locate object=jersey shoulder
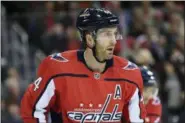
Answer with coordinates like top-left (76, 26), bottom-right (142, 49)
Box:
top-left (149, 97), bottom-right (162, 107)
top-left (113, 55), bottom-right (139, 71)
top-left (113, 55), bottom-right (142, 85)
top-left (50, 50), bottom-right (78, 62)
top-left (146, 97), bottom-right (162, 115)
top-left (37, 50), bottom-right (78, 76)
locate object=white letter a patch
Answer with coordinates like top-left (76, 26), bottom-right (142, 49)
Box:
top-left (114, 84), bottom-right (122, 100)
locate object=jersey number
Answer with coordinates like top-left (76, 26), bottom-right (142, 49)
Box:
top-left (34, 77), bottom-right (42, 91)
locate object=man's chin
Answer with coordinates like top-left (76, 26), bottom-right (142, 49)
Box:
top-left (106, 54), bottom-right (113, 60)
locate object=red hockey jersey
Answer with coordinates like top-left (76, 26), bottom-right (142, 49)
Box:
top-left (20, 50), bottom-right (146, 123)
top-left (145, 97), bottom-right (162, 123)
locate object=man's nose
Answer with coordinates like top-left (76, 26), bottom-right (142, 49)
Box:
top-left (110, 36), bottom-right (117, 45)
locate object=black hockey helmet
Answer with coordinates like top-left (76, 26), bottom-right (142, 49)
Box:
top-left (140, 66), bottom-right (157, 87)
top-left (76, 8), bottom-right (119, 41)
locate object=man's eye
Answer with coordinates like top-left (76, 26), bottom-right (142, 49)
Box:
top-left (105, 32), bottom-right (113, 36)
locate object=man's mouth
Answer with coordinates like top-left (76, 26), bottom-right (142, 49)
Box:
top-left (107, 47), bottom-right (114, 51)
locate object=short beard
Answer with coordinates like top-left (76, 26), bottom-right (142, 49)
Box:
top-left (92, 46), bottom-right (107, 63)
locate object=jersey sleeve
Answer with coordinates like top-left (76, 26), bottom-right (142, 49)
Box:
top-left (145, 97), bottom-right (162, 123)
top-left (123, 87), bottom-right (146, 123)
top-left (122, 68), bottom-right (146, 123)
top-left (20, 57), bottom-right (58, 123)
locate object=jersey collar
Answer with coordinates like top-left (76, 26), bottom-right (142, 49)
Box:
top-left (77, 50), bottom-right (113, 73)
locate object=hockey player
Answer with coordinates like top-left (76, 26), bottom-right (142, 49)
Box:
top-left (20, 8), bottom-right (146, 123)
top-left (140, 66), bottom-right (162, 123)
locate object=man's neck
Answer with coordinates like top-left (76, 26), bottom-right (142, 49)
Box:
top-left (84, 48), bottom-right (106, 73)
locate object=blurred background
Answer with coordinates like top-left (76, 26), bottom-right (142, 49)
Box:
top-left (1, 1), bottom-right (184, 123)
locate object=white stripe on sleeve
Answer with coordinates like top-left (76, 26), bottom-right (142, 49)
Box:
top-left (128, 88), bottom-right (144, 122)
top-left (34, 79), bottom-right (55, 123)
top-left (154, 117), bottom-right (160, 123)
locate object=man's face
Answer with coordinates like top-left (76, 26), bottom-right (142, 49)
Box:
top-left (95, 27), bottom-right (118, 61)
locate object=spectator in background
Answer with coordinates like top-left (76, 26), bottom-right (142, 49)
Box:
top-left (141, 1), bottom-right (156, 26)
top-left (67, 26), bottom-right (81, 50)
top-left (7, 103), bottom-right (22, 123)
top-left (66, 2), bottom-right (79, 27)
top-left (133, 48), bottom-right (155, 67)
top-left (45, 1), bottom-right (55, 30)
top-left (164, 63), bottom-right (183, 123)
top-left (3, 68), bottom-right (22, 103)
top-left (128, 6), bottom-right (146, 37)
top-left (153, 9), bottom-right (166, 34)
top-left (41, 23), bottom-right (68, 55)
top-left (28, 1), bottom-right (60, 54)
top-left (170, 36), bottom-right (184, 92)
top-left (163, 1), bottom-right (177, 21)
top-left (2, 102), bottom-right (22, 123)
top-left (165, 12), bottom-right (182, 60)
top-left (2, 67), bottom-right (24, 123)
top-left (40, 2), bottom-right (79, 55)
top-left (149, 34), bottom-right (168, 103)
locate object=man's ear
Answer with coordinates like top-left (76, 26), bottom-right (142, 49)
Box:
top-left (86, 34), bottom-right (95, 48)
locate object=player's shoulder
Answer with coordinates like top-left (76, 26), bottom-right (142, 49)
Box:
top-left (150, 96), bottom-right (162, 106)
top-left (113, 55), bottom-right (141, 79)
top-left (37, 50), bottom-right (78, 75)
top-left (51, 50), bottom-right (77, 60)
top-left (113, 55), bottom-right (139, 71)
top-left (112, 55), bottom-right (143, 89)
top-left (45, 50), bottom-right (77, 63)
top-left (147, 96), bottom-right (162, 115)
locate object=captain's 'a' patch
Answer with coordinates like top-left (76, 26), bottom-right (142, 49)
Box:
top-left (123, 61), bottom-right (138, 70)
top-left (50, 53), bottom-right (69, 62)
top-left (114, 84), bottom-right (122, 100)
